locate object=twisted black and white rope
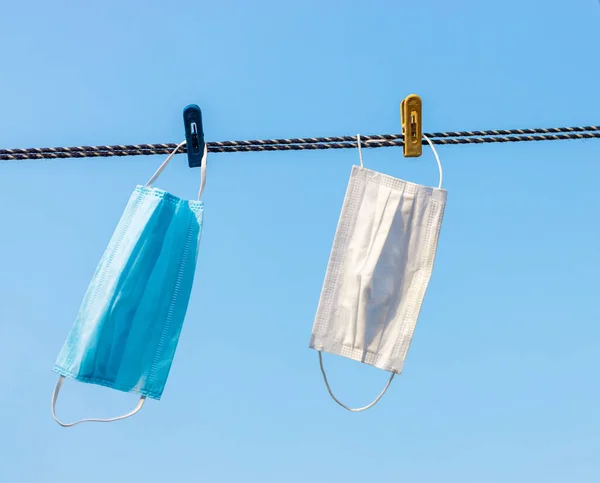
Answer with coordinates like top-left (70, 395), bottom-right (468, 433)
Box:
top-left (202, 125), bottom-right (600, 147)
top-left (1, 126), bottom-right (599, 161)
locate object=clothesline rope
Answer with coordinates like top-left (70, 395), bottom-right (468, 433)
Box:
top-left (1, 125), bottom-right (599, 161)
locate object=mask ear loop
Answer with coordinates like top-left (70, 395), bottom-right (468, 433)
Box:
top-left (145, 140), bottom-right (186, 187)
top-left (318, 352), bottom-right (395, 412)
top-left (197, 144), bottom-right (208, 200)
top-left (51, 376), bottom-right (145, 427)
top-left (422, 134), bottom-right (443, 189)
top-left (364, 134), bottom-right (444, 189)
top-left (145, 141), bottom-right (208, 201)
top-left (357, 134), bottom-right (364, 168)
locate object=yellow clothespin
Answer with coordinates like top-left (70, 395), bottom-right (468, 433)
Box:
top-left (401, 94), bottom-right (422, 157)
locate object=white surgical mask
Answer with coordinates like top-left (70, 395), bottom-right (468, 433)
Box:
top-left (309, 134), bottom-right (447, 411)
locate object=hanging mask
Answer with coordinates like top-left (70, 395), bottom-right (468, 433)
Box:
top-left (309, 135), bottom-right (447, 411)
top-left (52, 142), bottom-right (207, 426)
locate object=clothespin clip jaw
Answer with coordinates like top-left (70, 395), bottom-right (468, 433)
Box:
top-left (401, 94), bottom-right (422, 157)
top-left (183, 104), bottom-right (205, 168)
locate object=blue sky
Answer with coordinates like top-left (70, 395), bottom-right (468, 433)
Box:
top-left (1, 1), bottom-right (600, 482)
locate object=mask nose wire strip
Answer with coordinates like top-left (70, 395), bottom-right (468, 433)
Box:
top-left (318, 352), bottom-right (395, 412)
top-left (51, 376), bottom-right (146, 427)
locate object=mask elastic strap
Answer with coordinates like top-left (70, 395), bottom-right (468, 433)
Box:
top-left (51, 376), bottom-right (146, 427)
top-left (422, 134), bottom-right (443, 189)
top-left (357, 134), bottom-right (364, 168)
top-left (363, 133), bottom-right (444, 189)
top-left (197, 144), bottom-right (207, 201)
top-left (317, 352), bottom-right (395, 412)
top-left (145, 141), bottom-right (208, 201)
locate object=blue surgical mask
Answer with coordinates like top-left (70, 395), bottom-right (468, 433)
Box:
top-left (52, 142), bottom-right (207, 427)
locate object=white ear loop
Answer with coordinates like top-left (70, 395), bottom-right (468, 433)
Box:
top-left (357, 134), bottom-right (364, 168)
top-left (318, 352), bottom-right (395, 412)
top-left (145, 141), bottom-right (208, 201)
top-left (51, 376), bottom-right (146, 427)
top-left (422, 134), bottom-right (443, 189)
top-left (145, 140), bottom-right (186, 188)
top-left (364, 133), bottom-right (444, 189)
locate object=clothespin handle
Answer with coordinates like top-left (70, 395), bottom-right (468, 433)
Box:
top-left (183, 105), bottom-right (205, 168)
top-left (401, 94), bottom-right (422, 157)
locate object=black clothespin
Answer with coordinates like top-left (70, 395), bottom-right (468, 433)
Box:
top-left (183, 104), bottom-right (205, 168)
